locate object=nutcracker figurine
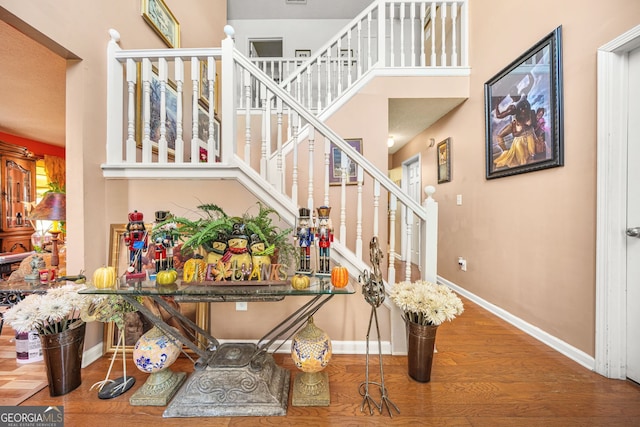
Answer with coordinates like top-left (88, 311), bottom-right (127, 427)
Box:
top-left (315, 206), bottom-right (333, 276)
top-left (153, 210), bottom-right (176, 273)
top-left (295, 208), bottom-right (314, 274)
top-left (124, 210), bottom-right (148, 277)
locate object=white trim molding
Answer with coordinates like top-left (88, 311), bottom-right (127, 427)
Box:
top-left (595, 24), bottom-right (640, 379)
top-left (439, 276), bottom-right (595, 371)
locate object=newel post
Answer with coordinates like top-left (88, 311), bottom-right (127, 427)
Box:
top-left (422, 185), bottom-right (438, 283)
top-left (106, 29), bottom-right (124, 164)
top-left (221, 25), bottom-right (237, 164)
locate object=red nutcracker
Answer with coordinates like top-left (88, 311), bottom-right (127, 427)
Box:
top-left (124, 210), bottom-right (148, 276)
top-left (154, 210), bottom-right (176, 273)
top-left (315, 206), bottom-right (333, 275)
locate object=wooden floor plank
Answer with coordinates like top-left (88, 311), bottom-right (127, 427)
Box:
top-left (2, 295), bottom-right (636, 426)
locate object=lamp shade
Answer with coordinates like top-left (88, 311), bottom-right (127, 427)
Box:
top-left (28, 192), bottom-right (66, 221)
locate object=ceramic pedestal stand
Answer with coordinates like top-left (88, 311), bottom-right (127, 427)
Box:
top-left (129, 368), bottom-right (186, 406)
top-left (129, 326), bottom-right (186, 406)
top-left (290, 317), bottom-right (332, 407)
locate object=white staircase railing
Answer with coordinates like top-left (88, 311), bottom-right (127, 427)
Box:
top-left (103, 11), bottom-right (449, 352)
top-left (244, 0), bottom-right (468, 112)
top-left (103, 26), bottom-right (438, 289)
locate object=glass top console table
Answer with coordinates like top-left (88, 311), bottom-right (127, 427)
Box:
top-left (81, 278), bottom-right (355, 417)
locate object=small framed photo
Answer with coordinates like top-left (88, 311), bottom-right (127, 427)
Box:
top-left (340, 49), bottom-right (354, 58)
top-left (141, 0), bottom-right (180, 48)
top-left (329, 138), bottom-right (362, 186)
top-left (485, 26), bottom-right (563, 179)
top-left (295, 50), bottom-right (311, 58)
top-left (437, 138), bottom-right (451, 184)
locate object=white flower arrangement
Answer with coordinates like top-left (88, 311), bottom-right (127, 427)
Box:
top-left (389, 280), bottom-right (464, 326)
top-left (3, 283), bottom-right (93, 335)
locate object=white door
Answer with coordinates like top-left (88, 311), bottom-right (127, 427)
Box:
top-left (626, 46), bottom-right (640, 384)
top-left (407, 158), bottom-right (421, 266)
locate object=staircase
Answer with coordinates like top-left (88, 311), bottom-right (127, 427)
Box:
top-left (102, 0), bottom-right (469, 353)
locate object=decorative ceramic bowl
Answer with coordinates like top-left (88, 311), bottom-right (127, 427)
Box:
top-left (291, 317), bottom-right (332, 373)
top-left (133, 326), bottom-right (181, 374)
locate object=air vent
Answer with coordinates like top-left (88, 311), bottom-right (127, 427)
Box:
top-left (286, 0), bottom-right (307, 4)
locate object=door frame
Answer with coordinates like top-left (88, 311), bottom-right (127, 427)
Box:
top-left (595, 24), bottom-right (640, 379)
top-left (401, 153), bottom-right (421, 265)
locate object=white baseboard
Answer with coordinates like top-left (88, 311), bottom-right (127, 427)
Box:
top-left (217, 339), bottom-right (392, 355)
top-left (438, 276), bottom-right (596, 371)
top-left (82, 342), bottom-right (104, 368)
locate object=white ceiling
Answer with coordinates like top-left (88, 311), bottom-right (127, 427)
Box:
top-left (0, 20), bottom-right (66, 147)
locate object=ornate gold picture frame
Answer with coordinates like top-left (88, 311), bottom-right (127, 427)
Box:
top-left (141, 0), bottom-right (180, 48)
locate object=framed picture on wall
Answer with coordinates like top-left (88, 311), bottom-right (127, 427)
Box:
top-left (141, 0), bottom-right (180, 48)
top-left (437, 138), bottom-right (451, 183)
top-left (329, 138), bottom-right (362, 186)
top-left (484, 26), bottom-right (563, 179)
top-left (199, 60), bottom-right (219, 115)
top-left (135, 65), bottom-right (178, 158)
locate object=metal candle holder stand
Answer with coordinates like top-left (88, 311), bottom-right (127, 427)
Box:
top-left (358, 237), bottom-right (400, 417)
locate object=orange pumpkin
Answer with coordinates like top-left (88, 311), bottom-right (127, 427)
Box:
top-left (330, 265), bottom-right (349, 288)
top-left (291, 274), bottom-right (311, 290)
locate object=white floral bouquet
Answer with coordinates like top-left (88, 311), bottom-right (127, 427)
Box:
top-left (389, 280), bottom-right (464, 326)
top-left (3, 283), bottom-right (92, 335)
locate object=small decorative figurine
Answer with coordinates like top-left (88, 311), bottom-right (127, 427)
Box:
top-left (227, 223), bottom-right (252, 279)
top-left (249, 234), bottom-right (271, 280)
top-left (25, 254), bottom-right (47, 281)
top-left (124, 210), bottom-right (148, 277)
top-left (205, 232), bottom-right (229, 266)
top-left (153, 211), bottom-right (176, 273)
top-left (315, 206), bottom-right (333, 276)
top-left (295, 208), bottom-right (314, 274)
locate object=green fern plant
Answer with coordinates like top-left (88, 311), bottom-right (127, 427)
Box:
top-left (151, 203), bottom-right (296, 268)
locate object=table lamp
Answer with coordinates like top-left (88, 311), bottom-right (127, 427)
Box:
top-left (27, 192), bottom-right (65, 268)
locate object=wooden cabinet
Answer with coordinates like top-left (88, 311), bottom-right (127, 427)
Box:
top-left (0, 154), bottom-right (35, 254)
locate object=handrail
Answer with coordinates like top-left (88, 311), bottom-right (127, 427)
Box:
top-left (232, 48), bottom-right (427, 220)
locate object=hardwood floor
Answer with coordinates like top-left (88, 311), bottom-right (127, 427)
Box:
top-left (16, 294), bottom-right (640, 426)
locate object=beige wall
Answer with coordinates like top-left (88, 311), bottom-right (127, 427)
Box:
top-left (391, 0), bottom-right (640, 356)
top-left (0, 0), bottom-right (227, 350)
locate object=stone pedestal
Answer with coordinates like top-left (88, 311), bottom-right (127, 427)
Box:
top-left (129, 369), bottom-right (186, 406)
top-left (163, 343), bottom-right (289, 417)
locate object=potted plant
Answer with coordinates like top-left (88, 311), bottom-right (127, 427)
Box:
top-left (3, 283), bottom-right (90, 395)
top-left (153, 202), bottom-right (296, 271)
top-left (389, 280), bottom-right (464, 382)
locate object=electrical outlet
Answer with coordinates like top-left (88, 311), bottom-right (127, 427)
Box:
top-left (236, 301), bottom-right (247, 311)
top-left (458, 257), bottom-right (467, 271)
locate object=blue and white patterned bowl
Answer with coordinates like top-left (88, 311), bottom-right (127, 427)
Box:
top-left (133, 326), bottom-right (181, 374)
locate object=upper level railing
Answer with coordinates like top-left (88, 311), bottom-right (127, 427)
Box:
top-left (243, 0), bottom-right (468, 111)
